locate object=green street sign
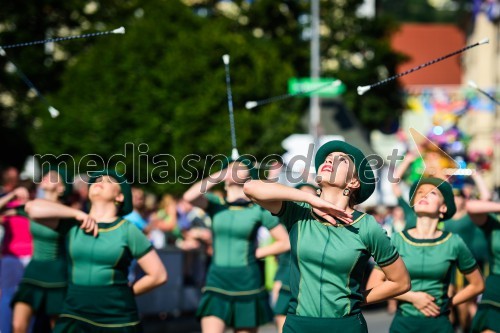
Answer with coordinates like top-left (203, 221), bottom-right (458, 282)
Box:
top-left (288, 78), bottom-right (346, 97)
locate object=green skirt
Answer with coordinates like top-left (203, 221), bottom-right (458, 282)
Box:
top-left (274, 287), bottom-right (292, 315)
top-left (283, 313), bottom-right (367, 333)
top-left (471, 274), bottom-right (500, 333)
top-left (389, 314), bottom-right (453, 333)
top-left (53, 284), bottom-right (141, 333)
top-left (11, 281), bottom-right (66, 315)
top-left (197, 264), bottom-right (273, 328)
top-left (196, 291), bottom-right (273, 328)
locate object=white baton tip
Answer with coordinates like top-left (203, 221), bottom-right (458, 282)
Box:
top-left (48, 106), bottom-right (60, 118)
top-left (332, 79), bottom-right (341, 87)
top-left (112, 27), bottom-right (125, 34)
top-left (357, 85), bottom-right (371, 95)
top-left (231, 148), bottom-right (240, 160)
top-left (478, 37), bottom-right (489, 45)
top-left (468, 80), bottom-right (478, 89)
top-left (222, 54), bottom-right (230, 65)
top-left (245, 101), bottom-right (258, 109)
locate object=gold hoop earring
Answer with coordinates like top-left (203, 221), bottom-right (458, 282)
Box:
top-left (343, 188), bottom-right (350, 196)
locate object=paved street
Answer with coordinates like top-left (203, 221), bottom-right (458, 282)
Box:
top-left (142, 307), bottom-right (394, 333)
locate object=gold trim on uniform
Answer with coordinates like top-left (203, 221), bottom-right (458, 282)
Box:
top-left (59, 314), bottom-right (140, 328)
top-left (310, 209), bottom-right (366, 228)
top-left (202, 286), bottom-right (266, 296)
top-left (21, 278), bottom-right (67, 288)
top-left (98, 219), bottom-right (126, 232)
top-left (400, 232), bottom-right (452, 246)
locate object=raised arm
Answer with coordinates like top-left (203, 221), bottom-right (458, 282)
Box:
top-left (470, 171), bottom-right (491, 201)
top-left (466, 200), bottom-right (500, 226)
top-left (25, 199), bottom-right (98, 236)
top-left (183, 169), bottom-right (225, 210)
top-left (0, 187), bottom-right (29, 210)
top-left (244, 180), bottom-right (352, 224)
top-left (391, 151), bottom-right (417, 198)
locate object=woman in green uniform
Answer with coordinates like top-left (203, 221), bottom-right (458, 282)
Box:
top-left (183, 158), bottom-right (290, 333)
top-left (368, 178), bottom-right (484, 333)
top-left (467, 199), bottom-right (500, 333)
top-left (10, 169), bottom-right (71, 332)
top-left (443, 188), bottom-right (489, 332)
top-left (244, 140), bottom-right (411, 333)
top-left (273, 183), bottom-right (317, 333)
top-left (25, 169), bottom-right (167, 332)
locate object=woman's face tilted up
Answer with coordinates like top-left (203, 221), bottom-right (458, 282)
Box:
top-left (412, 184), bottom-right (447, 218)
top-left (88, 175), bottom-right (124, 204)
top-left (316, 152), bottom-right (358, 189)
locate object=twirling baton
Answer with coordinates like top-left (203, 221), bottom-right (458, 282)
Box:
top-left (357, 38), bottom-right (490, 95)
top-left (222, 54), bottom-right (239, 160)
top-left (0, 47), bottom-right (59, 118)
top-left (0, 27), bottom-right (125, 49)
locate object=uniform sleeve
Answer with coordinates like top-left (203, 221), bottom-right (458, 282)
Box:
top-left (454, 235), bottom-right (478, 274)
top-left (203, 192), bottom-right (225, 217)
top-left (481, 214), bottom-right (500, 235)
top-left (261, 208), bottom-right (280, 230)
top-left (15, 205), bottom-right (28, 217)
top-left (362, 216), bottom-right (400, 268)
top-left (273, 201), bottom-right (309, 231)
top-left (398, 197), bottom-right (417, 230)
top-left (127, 221), bottom-right (154, 259)
top-left (56, 218), bottom-right (79, 235)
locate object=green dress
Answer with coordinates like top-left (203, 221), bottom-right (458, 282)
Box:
top-left (53, 218), bottom-right (153, 333)
top-left (273, 251), bottom-right (292, 315)
top-left (11, 207), bottom-right (67, 315)
top-left (196, 193), bottom-right (279, 328)
top-left (471, 214), bottom-right (500, 333)
top-left (389, 230), bottom-right (477, 333)
top-left (276, 201), bottom-right (399, 333)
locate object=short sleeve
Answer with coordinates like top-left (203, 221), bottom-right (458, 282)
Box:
top-left (127, 221), bottom-right (153, 259)
top-left (481, 214), bottom-right (500, 235)
top-left (362, 216), bottom-right (400, 267)
top-left (274, 201), bottom-right (310, 231)
top-left (398, 197), bottom-right (417, 230)
top-left (15, 205), bottom-right (28, 217)
top-left (204, 192), bottom-right (225, 217)
top-left (261, 208), bottom-right (280, 230)
top-left (454, 235), bottom-right (478, 274)
top-left (56, 219), bottom-right (79, 235)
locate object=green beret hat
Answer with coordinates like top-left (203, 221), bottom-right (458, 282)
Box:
top-left (88, 169), bottom-right (133, 216)
top-left (315, 140), bottom-right (375, 204)
top-left (409, 177), bottom-right (456, 221)
top-left (42, 166), bottom-right (73, 199)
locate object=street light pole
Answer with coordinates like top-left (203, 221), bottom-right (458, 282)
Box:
top-left (310, 0), bottom-right (321, 151)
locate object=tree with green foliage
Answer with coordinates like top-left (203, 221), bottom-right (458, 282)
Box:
top-left (31, 0), bottom-right (302, 194)
top-left (194, 0), bottom-right (407, 133)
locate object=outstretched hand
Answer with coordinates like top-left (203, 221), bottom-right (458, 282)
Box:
top-left (75, 212), bottom-right (99, 237)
